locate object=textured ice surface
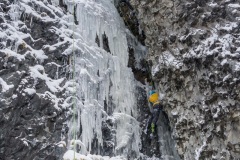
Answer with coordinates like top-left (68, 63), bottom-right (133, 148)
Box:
top-left (57, 0), bottom-right (141, 158)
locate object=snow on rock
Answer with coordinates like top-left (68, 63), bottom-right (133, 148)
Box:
top-left (131, 0), bottom-right (240, 159)
top-left (195, 140), bottom-right (207, 160)
top-left (23, 88), bottom-right (36, 95)
top-left (0, 0), bottom-right (73, 159)
top-left (29, 65), bottom-right (65, 93)
top-left (228, 4), bottom-right (240, 8)
top-left (0, 49), bottom-right (25, 61)
top-left (0, 78), bottom-right (14, 92)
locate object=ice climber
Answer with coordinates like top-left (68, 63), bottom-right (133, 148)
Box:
top-left (147, 90), bottom-right (162, 135)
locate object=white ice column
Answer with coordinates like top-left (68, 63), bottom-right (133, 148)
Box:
top-left (60, 0), bottom-right (141, 158)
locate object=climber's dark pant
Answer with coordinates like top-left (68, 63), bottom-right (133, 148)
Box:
top-left (148, 107), bottom-right (162, 128)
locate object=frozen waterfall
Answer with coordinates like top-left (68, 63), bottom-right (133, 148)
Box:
top-left (59, 0), bottom-right (141, 159)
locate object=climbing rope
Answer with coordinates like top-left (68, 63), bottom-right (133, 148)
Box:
top-left (71, 1), bottom-right (77, 159)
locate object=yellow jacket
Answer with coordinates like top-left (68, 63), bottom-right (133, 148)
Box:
top-left (148, 92), bottom-right (159, 104)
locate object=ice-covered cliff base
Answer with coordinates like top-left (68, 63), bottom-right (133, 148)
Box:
top-left (63, 150), bottom-right (126, 160)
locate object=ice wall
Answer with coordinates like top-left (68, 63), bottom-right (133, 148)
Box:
top-left (55, 0), bottom-right (141, 159)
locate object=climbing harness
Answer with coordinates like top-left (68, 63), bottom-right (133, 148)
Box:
top-left (153, 101), bottom-right (160, 107)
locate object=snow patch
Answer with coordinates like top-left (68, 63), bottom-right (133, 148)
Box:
top-left (221, 59), bottom-right (228, 66)
top-left (39, 91), bottom-right (62, 111)
top-left (24, 88), bottom-right (36, 95)
top-left (158, 51), bottom-right (183, 70)
top-left (219, 22), bottom-right (238, 31)
top-left (12, 94), bottom-right (18, 99)
top-left (234, 62), bottom-right (240, 71)
top-left (228, 4), bottom-right (240, 8)
top-left (0, 78), bottom-right (14, 92)
top-left (57, 141), bottom-right (67, 148)
top-left (195, 140), bottom-right (207, 160)
top-left (29, 65), bottom-right (64, 93)
top-left (208, 2), bottom-right (218, 7)
top-left (1, 49), bottom-right (25, 61)
top-left (63, 150), bottom-right (126, 160)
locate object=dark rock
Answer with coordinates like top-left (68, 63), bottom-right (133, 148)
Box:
top-left (127, 47), bottom-right (149, 84)
top-left (0, 16), bottom-right (4, 24)
top-left (102, 32), bottom-right (111, 53)
top-left (130, 0), bottom-right (240, 159)
top-left (101, 119), bottom-right (115, 156)
top-left (95, 34), bottom-right (100, 47)
top-left (0, 1), bottom-right (70, 160)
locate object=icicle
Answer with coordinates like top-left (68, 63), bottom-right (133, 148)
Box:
top-left (63, 0), bottom-right (141, 158)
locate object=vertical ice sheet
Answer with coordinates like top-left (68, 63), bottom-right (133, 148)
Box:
top-left (158, 112), bottom-right (181, 160)
top-left (59, 0), bottom-right (141, 158)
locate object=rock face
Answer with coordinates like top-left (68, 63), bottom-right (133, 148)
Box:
top-left (130, 0), bottom-right (240, 159)
top-left (1, 0), bottom-right (240, 159)
top-left (0, 0), bottom-right (73, 159)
